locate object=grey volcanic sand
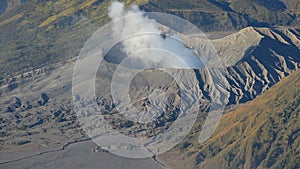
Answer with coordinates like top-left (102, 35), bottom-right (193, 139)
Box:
top-left (0, 140), bottom-right (164, 169)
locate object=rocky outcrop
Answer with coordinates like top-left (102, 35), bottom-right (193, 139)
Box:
top-left (37, 93), bottom-right (49, 106)
top-left (187, 27), bottom-right (300, 105)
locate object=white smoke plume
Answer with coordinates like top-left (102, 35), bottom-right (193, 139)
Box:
top-left (108, 1), bottom-right (203, 69)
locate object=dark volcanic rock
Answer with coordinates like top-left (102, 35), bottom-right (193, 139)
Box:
top-left (6, 97), bottom-right (22, 112)
top-left (37, 93), bottom-right (49, 106)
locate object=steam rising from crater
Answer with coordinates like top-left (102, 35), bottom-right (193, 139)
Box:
top-left (108, 1), bottom-right (204, 69)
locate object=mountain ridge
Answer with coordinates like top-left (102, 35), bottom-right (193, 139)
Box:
top-left (1, 0), bottom-right (300, 76)
top-left (158, 68), bottom-right (300, 169)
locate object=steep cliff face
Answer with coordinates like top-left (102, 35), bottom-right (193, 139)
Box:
top-left (185, 27), bottom-right (300, 105)
top-left (226, 28), bottom-right (300, 104)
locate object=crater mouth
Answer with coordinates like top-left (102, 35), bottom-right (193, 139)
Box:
top-left (104, 35), bottom-right (205, 70)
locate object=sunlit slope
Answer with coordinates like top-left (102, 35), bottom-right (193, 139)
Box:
top-left (0, 0), bottom-right (146, 76)
top-left (160, 69), bottom-right (300, 169)
top-left (1, 0), bottom-right (300, 76)
top-left (280, 0), bottom-right (300, 13)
